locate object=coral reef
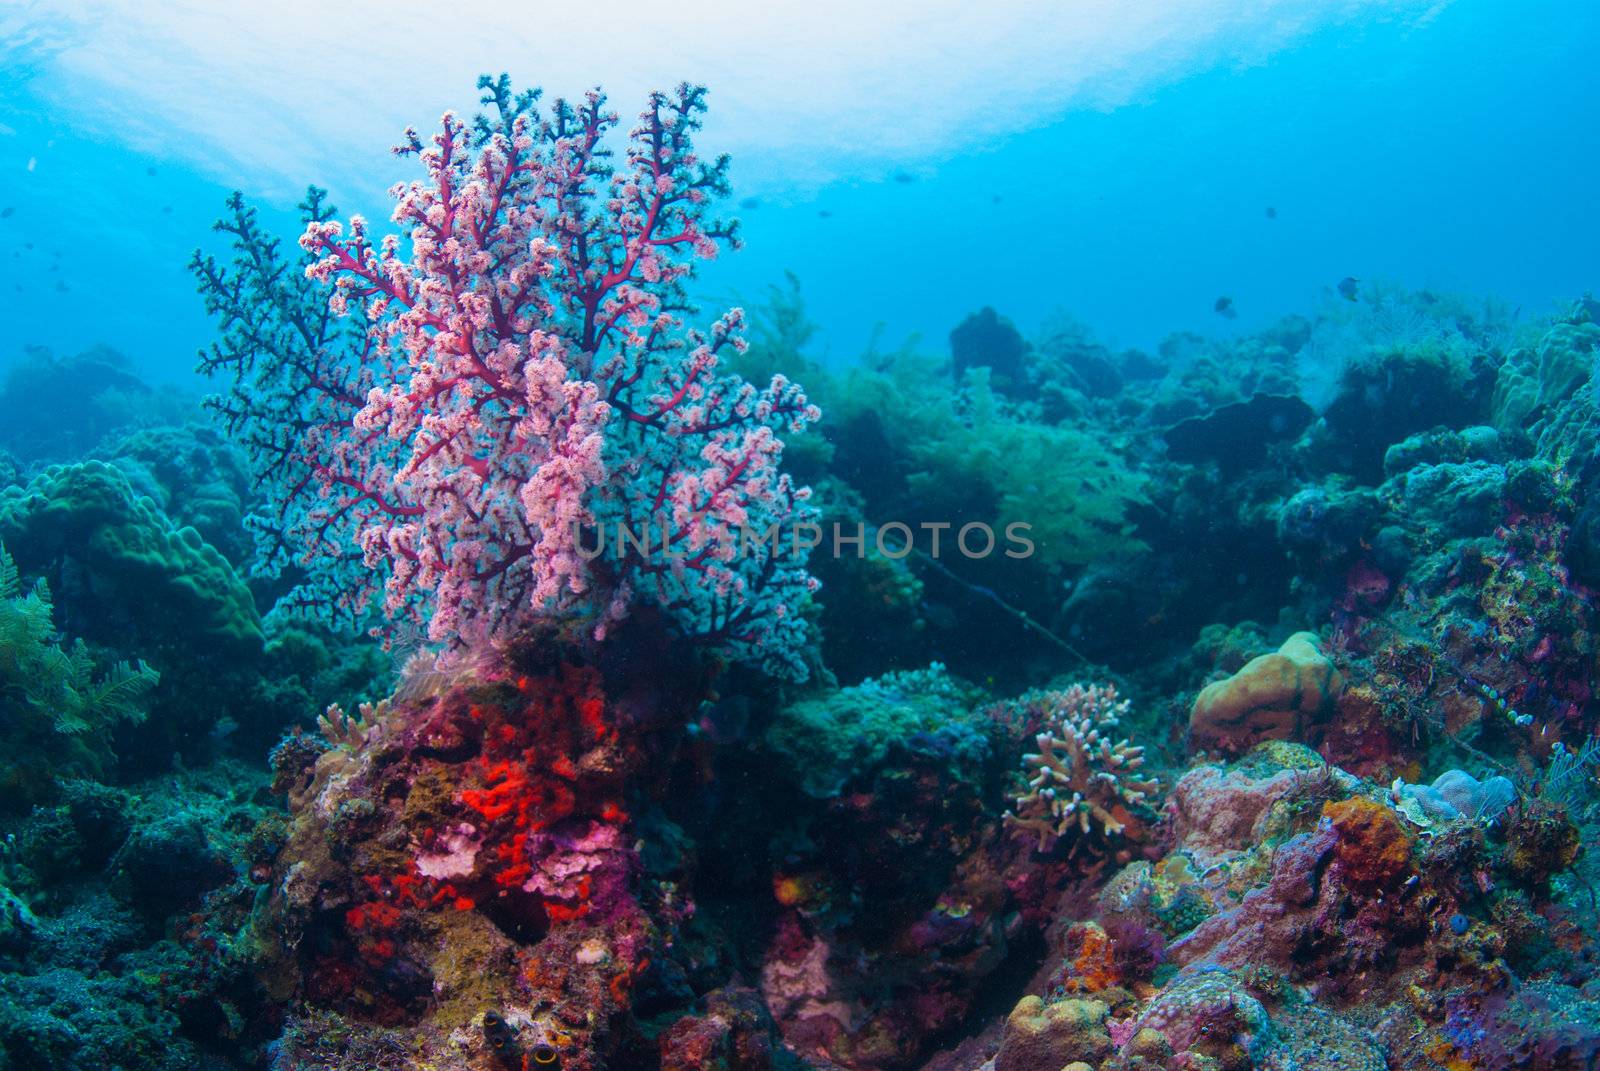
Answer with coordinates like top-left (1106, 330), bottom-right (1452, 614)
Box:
top-left (971, 741), bottom-right (1597, 1071)
top-left (255, 648), bottom-right (708, 1070)
top-left (0, 763), bottom-right (283, 1071)
top-left (0, 345), bottom-right (197, 466)
top-left (764, 663), bottom-right (985, 798)
top-left (9, 57), bottom-right (1600, 1071)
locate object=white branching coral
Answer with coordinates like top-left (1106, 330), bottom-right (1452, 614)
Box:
top-left (1001, 684), bottom-right (1159, 854)
top-left (318, 698), bottom-right (394, 750)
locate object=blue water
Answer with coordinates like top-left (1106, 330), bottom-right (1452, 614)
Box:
top-left (3, 0), bottom-right (1596, 380)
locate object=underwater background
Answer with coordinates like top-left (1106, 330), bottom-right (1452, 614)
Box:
top-left (3, 1), bottom-right (1600, 1069)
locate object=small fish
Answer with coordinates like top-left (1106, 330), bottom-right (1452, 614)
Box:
top-left (991, 194), bottom-right (1002, 204)
top-left (817, 209), bottom-right (833, 219)
top-left (1337, 276), bottom-right (1360, 302)
top-left (0, 206), bottom-right (12, 219)
top-left (693, 695), bottom-right (752, 745)
top-left (1214, 295), bottom-right (1237, 319)
top-left (739, 196), bottom-right (761, 210)
top-left (891, 170), bottom-right (916, 184)
top-left (146, 165), bottom-right (157, 176)
top-left (1265, 205), bottom-right (1277, 219)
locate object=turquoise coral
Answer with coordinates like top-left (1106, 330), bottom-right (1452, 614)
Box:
top-left (764, 663), bottom-right (986, 798)
top-left (0, 461), bottom-right (261, 655)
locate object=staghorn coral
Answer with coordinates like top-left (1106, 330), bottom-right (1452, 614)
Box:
top-left (317, 698), bottom-right (395, 751)
top-left (1001, 684), bottom-right (1159, 855)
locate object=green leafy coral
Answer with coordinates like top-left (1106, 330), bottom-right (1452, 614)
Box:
top-left (870, 368), bottom-right (1145, 566)
top-left (828, 361), bottom-right (1147, 569)
top-left (730, 283), bottom-right (1149, 571)
top-left (909, 371), bottom-right (1147, 567)
top-left (0, 542), bottom-right (157, 805)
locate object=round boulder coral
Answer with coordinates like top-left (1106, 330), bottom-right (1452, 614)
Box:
top-left (995, 995), bottom-right (1112, 1071)
top-left (1189, 632), bottom-right (1345, 755)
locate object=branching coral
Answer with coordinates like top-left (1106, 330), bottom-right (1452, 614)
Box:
top-left (1001, 684), bottom-right (1159, 853)
top-left (318, 698), bottom-right (394, 750)
top-left (194, 75), bottom-right (819, 676)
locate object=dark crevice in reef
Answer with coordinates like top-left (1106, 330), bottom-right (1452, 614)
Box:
top-left (924, 926), bottom-right (1049, 1057)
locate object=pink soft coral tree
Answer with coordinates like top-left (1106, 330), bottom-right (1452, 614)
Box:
top-left (194, 76), bottom-right (819, 676)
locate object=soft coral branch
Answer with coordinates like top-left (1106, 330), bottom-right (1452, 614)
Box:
top-left (197, 76), bottom-right (819, 676)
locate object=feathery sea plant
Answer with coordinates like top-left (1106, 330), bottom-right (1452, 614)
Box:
top-left (0, 541), bottom-right (157, 797)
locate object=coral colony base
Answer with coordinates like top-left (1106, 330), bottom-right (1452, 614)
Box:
top-left (2, 72), bottom-right (1600, 1071)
